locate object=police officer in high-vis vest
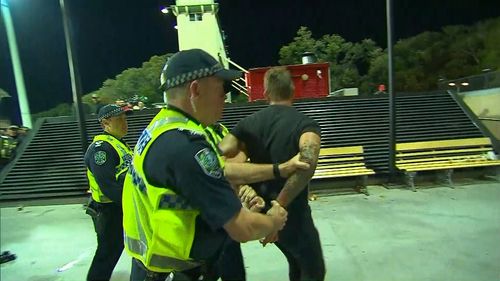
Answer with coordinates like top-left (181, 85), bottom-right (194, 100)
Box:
top-left (85, 104), bottom-right (132, 281)
top-left (123, 49), bottom-right (293, 281)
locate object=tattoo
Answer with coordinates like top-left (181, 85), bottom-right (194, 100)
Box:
top-left (277, 137), bottom-right (320, 207)
top-left (300, 142), bottom-right (320, 167)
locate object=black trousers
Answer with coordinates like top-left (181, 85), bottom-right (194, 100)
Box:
top-left (217, 239), bottom-right (246, 281)
top-left (216, 205), bottom-right (324, 281)
top-left (275, 205), bottom-right (326, 281)
top-left (87, 202), bottom-right (124, 281)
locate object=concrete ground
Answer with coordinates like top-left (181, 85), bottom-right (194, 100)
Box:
top-left (1, 182), bottom-right (499, 281)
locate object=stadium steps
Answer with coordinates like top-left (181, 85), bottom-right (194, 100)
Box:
top-left (0, 91), bottom-right (485, 202)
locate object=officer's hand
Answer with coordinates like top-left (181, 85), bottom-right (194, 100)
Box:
top-left (260, 231), bottom-right (279, 247)
top-left (266, 200), bottom-right (287, 232)
top-left (279, 153), bottom-right (310, 178)
top-left (248, 196), bottom-right (265, 212)
top-left (239, 185), bottom-right (257, 204)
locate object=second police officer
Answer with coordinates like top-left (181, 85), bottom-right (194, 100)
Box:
top-left (85, 104), bottom-right (132, 281)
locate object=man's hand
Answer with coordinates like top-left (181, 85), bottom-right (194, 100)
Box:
top-left (260, 200), bottom-right (286, 247)
top-left (239, 185), bottom-right (265, 212)
top-left (247, 196), bottom-right (265, 212)
top-left (266, 200), bottom-right (287, 232)
top-left (260, 231), bottom-right (279, 247)
top-left (239, 185), bottom-right (257, 203)
top-left (279, 153), bottom-right (310, 178)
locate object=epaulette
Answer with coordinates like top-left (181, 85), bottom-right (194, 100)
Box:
top-left (94, 140), bottom-right (104, 147)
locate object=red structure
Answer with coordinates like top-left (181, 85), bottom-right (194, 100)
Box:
top-left (245, 63), bottom-right (330, 102)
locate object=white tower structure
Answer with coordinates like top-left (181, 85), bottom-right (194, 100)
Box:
top-left (171, 0), bottom-right (229, 69)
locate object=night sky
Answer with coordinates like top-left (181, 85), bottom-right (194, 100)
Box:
top-left (1, 0), bottom-right (499, 123)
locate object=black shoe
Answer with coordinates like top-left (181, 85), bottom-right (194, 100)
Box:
top-left (0, 251), bottom-right (17, 264)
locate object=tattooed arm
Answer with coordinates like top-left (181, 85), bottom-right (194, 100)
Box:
top-left (276, 132), bottom-right (321, 208)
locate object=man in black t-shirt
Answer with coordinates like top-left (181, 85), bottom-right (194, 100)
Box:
top-left (220, 66), bottom-right (326, 281)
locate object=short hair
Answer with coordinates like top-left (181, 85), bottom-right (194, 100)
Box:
top-left (264, 66), bottom-right (294, 101)
top-left (166, 81), bottom-right (190, 100)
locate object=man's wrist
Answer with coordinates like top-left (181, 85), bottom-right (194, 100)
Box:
top-left (273, 163), bottom-right (281, 179)
top-left (275, 197), bottom-right (287, 210)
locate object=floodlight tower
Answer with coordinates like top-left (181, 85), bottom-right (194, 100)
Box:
top-left (1, 0), bottom-right (32, 127)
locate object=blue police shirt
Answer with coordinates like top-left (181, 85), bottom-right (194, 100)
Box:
top-left (143, 107), bottom-right (242, 262)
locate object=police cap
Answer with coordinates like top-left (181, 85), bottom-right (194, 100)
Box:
top-left (159, 49), bottom-right (241, 91)
top-left (98, 104), bottom-right (131, 122)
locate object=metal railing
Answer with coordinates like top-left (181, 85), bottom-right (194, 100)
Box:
top-left (438, 71), bottom-right (500, 92)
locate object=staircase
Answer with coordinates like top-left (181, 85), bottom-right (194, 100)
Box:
top-left (0, 91), bottom-right (487, 202)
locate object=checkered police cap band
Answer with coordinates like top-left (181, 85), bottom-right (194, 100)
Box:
top-left (159, 49), bottom-right (241, 92)
top-left (163, 63), bottom-right (224, 90)
top-left (98, 105), bottom-right (126, 122)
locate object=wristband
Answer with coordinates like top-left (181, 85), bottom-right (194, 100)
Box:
top-left (273, 163), bottom-right (281, 179)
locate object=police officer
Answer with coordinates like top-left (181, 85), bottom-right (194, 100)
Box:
top-left (85, 104), bottom-right (132, 281)
top-left (0, 125), bottom-right (19, 171)
top-left (123, 49), bottom-right (290, 281)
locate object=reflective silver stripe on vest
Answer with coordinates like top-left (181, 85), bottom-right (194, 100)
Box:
top-left (150, 117), bottom-right (189, 131)
top-left (158, 194), bottom-right (195, 210)
top-left (125, 236), bottom-right (200, 271)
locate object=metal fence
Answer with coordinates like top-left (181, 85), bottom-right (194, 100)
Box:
top-left (438, 71), bottom-right (500, 93)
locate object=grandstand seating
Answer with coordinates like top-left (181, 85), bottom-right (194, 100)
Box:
top-left (0, 91), bottom-right (487, 202)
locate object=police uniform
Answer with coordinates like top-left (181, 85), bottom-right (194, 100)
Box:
top-left (0, 135), bottom-right (18, 170)
top-left (85, 106), bottom-right (133, 281)
top-left (123, 49), bottom-right (242, 281)
top-left (206, 123), bottom-right (228, 144)
top-left (124, 106), bottom-right (242, 281)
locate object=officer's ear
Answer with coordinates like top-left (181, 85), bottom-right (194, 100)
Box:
top-left (188, 79), bottom-right (201, 100)
top-left (100, 118), bottom-right (110, 129)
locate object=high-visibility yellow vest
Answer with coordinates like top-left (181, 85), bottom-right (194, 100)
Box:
top-left (206, 123), bottom-right (229, 144)
top-left (87, 134), bottom-right (133, 203)
top-left (0, 136), bottom-right (18, 160)
top-left (122, 108), bottom-right (224, 273)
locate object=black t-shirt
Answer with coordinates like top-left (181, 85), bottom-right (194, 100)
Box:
top-left (84, 133), bottom-right (128, 204)
top-left (231, 104), bottom-right (321, 210)
top-left (143, 111), bottom-right (241, 262)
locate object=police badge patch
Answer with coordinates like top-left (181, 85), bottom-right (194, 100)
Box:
top-left (194, 148), bottom-right (222, 179)
top-left (94, 151), bottom-right (107, 165)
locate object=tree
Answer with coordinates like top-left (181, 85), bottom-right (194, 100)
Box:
top-left (34, 53), bottom-right (172, 118)
top-left (279, 17), bottom-right (500, 94)
top-left (278, 27), bottom-right (318, 65)
top-left (84, 54), bottom-right (171, 104)
top-left (279, 27), bottom-right (384, 93)
top-left (32, 103), bottom-right (74, 119)
top-left (478, 18), bottom-right (500, 70)
top-left (369, 17), bottom-right (500, 92)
